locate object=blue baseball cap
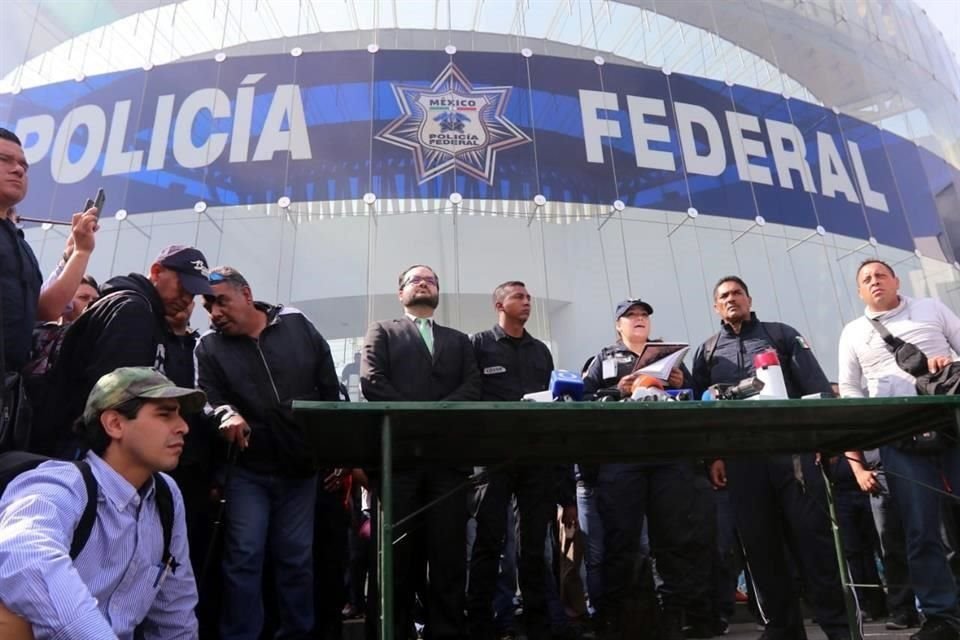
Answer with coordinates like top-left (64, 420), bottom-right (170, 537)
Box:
top-left (155, 245), bottom-right (214, 296)
top-left (615, 298), bottom-right (654, 318)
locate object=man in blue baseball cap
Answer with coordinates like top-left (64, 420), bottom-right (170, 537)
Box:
top-left (32, 244), bottom-right (214, 459)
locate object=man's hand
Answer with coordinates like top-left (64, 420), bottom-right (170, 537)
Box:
top-left (667, 367), bottom-right (684, 388)
top-left (70, 209), bottom-right (99, 255)
top-left (323, 468), bottom-right (348, 493)
top-left (853, 465), bottom-right (881, 495)
top-left (709, 459), bottom-right (727, 488)
top-left (219, 414), bottom-right (251, 449)
top-left (561, 505), bottom-right (578, 528)
top-left (928, 355), bottom-right (953, 374)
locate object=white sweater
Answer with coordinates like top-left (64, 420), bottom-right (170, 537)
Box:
top-left (837, 296), bottom-right (960, 398)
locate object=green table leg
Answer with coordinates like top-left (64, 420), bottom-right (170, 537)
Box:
top-left (379, 415), bottom-right (393, 640)
top-left (820, 462), bottom-right (862, 640)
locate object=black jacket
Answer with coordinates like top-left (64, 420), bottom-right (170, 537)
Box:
top-left (194, 303), bottom-right (340, 476)
top-left (361, 316), bottom-right (481, 402)
top-left (690, 313), bottom-right (831, 399)
top-left (582, 339), bottom-right (693, 396)
top-left (33, 273), bottom-right (181, 455)
top-left (470, 324), bottom-right (554, 401)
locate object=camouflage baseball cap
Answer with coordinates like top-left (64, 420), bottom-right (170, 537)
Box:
top-left (83, 367), bottom-right (206, 425)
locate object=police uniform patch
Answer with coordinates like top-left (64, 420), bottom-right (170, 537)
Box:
top-left (795, 335), bottom-right (811, 350)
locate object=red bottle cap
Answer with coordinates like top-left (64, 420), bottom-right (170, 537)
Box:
top-left (753, 350), bottom-right (780, 369)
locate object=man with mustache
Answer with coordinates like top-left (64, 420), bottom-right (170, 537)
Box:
top-left (34, 245), bottom-right (214, 458)
top-left (196, 265), bottom-right (341, 640)
top-left (838, 259), bottom-right (960, 640)
top-left (0, 367), bottom-right (204, 639)
top-left (690, 276), bottom-right (848, 640)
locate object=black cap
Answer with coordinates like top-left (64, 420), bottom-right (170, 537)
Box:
top-left (615, 298), bottom-right (653, 318)
top-left (155, 245), bottom-right (214, 296)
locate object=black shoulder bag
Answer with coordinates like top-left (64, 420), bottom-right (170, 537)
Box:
top-left (868, 316), bottom-right (959, 452)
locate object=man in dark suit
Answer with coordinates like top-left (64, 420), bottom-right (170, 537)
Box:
top-left (361, 264), bottom-right (482, 640)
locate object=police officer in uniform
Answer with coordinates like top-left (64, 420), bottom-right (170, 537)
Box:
top-left (690, 276), bottom-right (848, 640)
top-left (582, 299), bottom-right (713, 640)
top-left (468, 280), bottom-right (577, 640)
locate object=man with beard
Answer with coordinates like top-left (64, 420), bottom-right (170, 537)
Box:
top-left (33, 245), bottom-right (214, 458)
top-left (361, 264), bottom-right (482, 639)
top-left (690, 276), bottom-right (848, 640)
top-left (196, 266), bottom-right (340, 640)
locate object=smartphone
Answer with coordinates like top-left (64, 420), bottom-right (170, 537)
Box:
top-left (82, 188), bottom-right (106, 218)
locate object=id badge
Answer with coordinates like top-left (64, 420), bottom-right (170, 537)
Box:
top-left (602, 358), bottom-right (617, 380)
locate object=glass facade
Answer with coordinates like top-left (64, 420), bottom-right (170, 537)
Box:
top-left (2, 0), bottom-right (959, 379)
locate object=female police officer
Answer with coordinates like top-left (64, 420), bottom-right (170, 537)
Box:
top-left (581, 299), bottom-right (713, 640)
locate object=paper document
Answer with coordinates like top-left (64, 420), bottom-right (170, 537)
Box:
top-left (631, 342), bottom-right (689, 380)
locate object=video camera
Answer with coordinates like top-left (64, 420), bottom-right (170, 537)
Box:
top-left (704, 376), bottom-right (765, 401)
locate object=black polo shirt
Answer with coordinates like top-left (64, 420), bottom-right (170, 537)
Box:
top-left (471, 324), bottom-right (555, 401)
top-left (0, 217), bottom-right (42, 372)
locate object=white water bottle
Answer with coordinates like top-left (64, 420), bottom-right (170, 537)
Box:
top-left (752, 350), bottom-right (788, 399)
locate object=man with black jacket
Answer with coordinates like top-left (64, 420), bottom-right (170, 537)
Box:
top-left (361, 264), bottom-right (482, 640)
top-left (195, 266), bottom-right (340, 640)
top-left (467, 280), bottom-right (576, 640)
top-left (34, 244), bottom-right (213, 458)
top-left (690, 276), bottom-right (848, 640)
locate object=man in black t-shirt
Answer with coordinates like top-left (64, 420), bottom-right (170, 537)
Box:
top-left (0, 127), bottom-right (98, 374)
top-left (467, 280), bottom-right (576, 640)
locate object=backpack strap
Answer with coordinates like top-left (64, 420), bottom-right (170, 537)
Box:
top-left (703, 332), bottom-right (721, 369)
top-left (63, 464), bottom-right (174, 564)
top-left (153, 473), bottom-right (175, 567)
top-left (68, 460), bottom-right (98, 560)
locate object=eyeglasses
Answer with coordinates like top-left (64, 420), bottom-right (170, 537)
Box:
top-left (403, 275), bottom-right (438, 288)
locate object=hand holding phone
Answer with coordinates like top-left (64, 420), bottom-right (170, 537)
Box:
top-left (82, 188), bottom-right (105, 218)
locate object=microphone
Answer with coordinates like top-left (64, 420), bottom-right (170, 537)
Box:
top-left (549, 370), bottom-right (585, 401)
top-left (628, 375), bottom-right (670, 402)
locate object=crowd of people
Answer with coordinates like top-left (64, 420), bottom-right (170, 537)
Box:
top-left (0, 121), bottom-right (959, 640)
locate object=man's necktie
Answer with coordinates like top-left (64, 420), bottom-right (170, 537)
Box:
top-left (415, 317), bottom-right (434, 355)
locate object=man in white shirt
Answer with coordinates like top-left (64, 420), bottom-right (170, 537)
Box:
top-left (838, 259), bottom-right (960, 640)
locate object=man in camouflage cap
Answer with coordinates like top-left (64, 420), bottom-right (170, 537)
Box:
top-left (0, 367), bottom-right (203, 639)
top-left (83, 366), bottom-right (206, 430)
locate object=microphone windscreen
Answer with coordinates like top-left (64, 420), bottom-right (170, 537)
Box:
top-left (632, 375), bottom-right (664, 393)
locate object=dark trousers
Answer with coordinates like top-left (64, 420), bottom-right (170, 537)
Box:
top-left (314, 486), bottom-right (348, 639)
top-left (726, 455), bottom-right (847, 640)
top-left (879, 444), bottom-right (960, 622)
top-left (595, 463), bottom-right (713, 628)
top-left (346, 489), bottom-right (371, 612)
top-left (467, 466), bottom-right (554, 640)
top-left (834, 487), bottom-right (886, 618)
top-left (864, 450), bottom-right (917, 619)
top-left (367, 468), bottom-right (468, 640)
top-left (169, 462), bottom-right (218, 639)
top-left (711, 487), bottom-right (741, 623)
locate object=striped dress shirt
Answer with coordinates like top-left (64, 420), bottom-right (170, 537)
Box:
top-left (0, 452), bottom-right (198, 639)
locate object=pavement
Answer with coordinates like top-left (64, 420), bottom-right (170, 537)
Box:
top-left (725, 620), bottom-right (915, 640)
top-left (341, 618), bottom-right (918, 639)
